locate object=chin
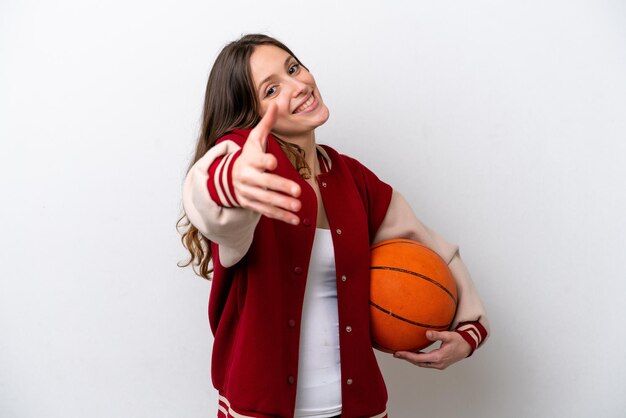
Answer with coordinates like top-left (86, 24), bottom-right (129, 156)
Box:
top-left (315, 104), bottom-right (331, 127)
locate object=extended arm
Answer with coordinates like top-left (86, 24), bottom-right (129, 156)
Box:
top-left (182, 104), bottom-right (301, 267)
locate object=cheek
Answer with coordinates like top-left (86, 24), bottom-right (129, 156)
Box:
top-left (304, 72), bottom-right (317, 87)
top-left (256, 99), bottom-right (268, 118)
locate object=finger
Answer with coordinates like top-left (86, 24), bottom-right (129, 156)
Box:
top-left (238, 170), bottom-right (301, 198)
top-left (251, 103), bottom-right (278, 151)
top-left (393, 350), bottom-right (437, 364)
top-left (394, 351), bottom-right (444, 369)
top-left (415, 361), bottom-right (439, 369)
top-left (237, 183), bottom-right (301, 213)
top-left (257, 172), bottom-right (301, 198)
top-left (243, 198), bottom-right (300, 225)
top-left (393, 352), bottom-right (437, 368)
top-left (246, 152), bottom-right (279, 172)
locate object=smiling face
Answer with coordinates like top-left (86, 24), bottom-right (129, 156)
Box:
top-left (249, 44), bottom-right (330, 142)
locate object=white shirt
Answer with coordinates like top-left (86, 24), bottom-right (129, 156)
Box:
top-left (294, 228), bottom-right (342, 418)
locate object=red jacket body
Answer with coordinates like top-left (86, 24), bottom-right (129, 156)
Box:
top-left (209, 130), bottom-right (391, 417)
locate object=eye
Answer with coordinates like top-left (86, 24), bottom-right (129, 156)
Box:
top-left (265, 85), bottom-right (277, 98)
top-left (288, 63), bottom-right (300, 75)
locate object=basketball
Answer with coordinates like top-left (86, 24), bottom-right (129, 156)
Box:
top-left (369, 239), bottom-right (458, 353)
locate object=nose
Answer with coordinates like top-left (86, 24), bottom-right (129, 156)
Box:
top-left (288, 77), bottom-right (309, 97)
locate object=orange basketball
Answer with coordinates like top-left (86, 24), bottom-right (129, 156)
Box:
top-left (369, 239), bottom-right (458, 353)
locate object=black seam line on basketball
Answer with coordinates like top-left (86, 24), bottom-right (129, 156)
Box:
top-left (371, 241), bottom-right (450, 268)
top-left (371, 266), bottom-right (457, 304)
top-left (370, 301), bottom-right (452, 329)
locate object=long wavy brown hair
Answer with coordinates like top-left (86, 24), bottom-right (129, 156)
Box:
top-left (177, 34), bottom-right (312, 280)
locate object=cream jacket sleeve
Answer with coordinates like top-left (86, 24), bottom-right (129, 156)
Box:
top-left (182, 140), bottom-right (260, 268)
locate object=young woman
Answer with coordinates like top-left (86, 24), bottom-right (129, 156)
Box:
top-left (179, 34), bottom-right (489, 418)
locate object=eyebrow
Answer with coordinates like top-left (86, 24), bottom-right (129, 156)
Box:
top-left (257, 55), bottom-right (295, 93)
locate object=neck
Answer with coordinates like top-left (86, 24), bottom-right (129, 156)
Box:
top-left (276, 130), bottom-right (319, 176)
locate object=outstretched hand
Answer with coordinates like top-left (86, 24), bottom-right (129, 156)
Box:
top-left (393, 330), bottom-right (472, 370)
top-left (231, 103), bottom-right (302, 225)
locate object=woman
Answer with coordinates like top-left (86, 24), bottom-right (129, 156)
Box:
top-left (179, 34), bottom-right (489, 418)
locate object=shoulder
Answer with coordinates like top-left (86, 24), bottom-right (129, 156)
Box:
top-left (321, 145), bottom-right (385, 184)
top-left (214, 129), bottom-right (252, 148)
top-left (320, 145), bottom-right (392, 199)
top-left (318, 145), bottom-right (366, 172)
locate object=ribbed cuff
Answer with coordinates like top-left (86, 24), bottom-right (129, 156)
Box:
top-left (454, 321), bottom-right (488, 357)
top-left (207, 149), bottom-right (243, 207)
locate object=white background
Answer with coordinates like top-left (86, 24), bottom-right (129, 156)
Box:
top-left (2, 0), bottom-right (625, 417)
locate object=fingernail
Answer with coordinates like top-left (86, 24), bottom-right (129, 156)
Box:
top-left (426, 331), bottom-right (433, 339)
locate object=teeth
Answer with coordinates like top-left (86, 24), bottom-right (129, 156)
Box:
top-left (294, 95), bottom-right (315, 113)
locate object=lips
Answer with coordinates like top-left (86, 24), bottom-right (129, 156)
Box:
top-left (293, 93), bottom-right (317, 114)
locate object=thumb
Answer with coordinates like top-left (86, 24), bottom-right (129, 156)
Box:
top-left (253, 103), bottom-right (278, 152)
top-left (257, 128), bottom-right (269, 152)
top-left (426, 330), bottom-right (443, 342)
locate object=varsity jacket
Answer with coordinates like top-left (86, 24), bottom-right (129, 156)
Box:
top-left (182, 129), bottom-right (489, 418)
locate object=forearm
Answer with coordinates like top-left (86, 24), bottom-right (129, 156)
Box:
top-left (182, 140), bottom-right (260, 267)
top-left (373, 190), bottom-right (490, 354)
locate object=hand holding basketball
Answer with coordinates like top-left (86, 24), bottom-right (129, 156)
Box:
top-left (393, 330), bottom-right (471, 370)
top-left (232, 103), bottom-right (302, 225)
